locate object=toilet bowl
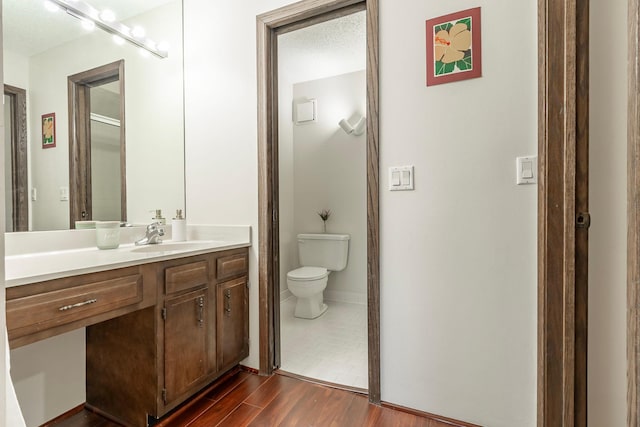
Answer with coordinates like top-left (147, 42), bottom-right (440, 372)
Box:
top-left (286, 233), bottom-right (350, 319)
top-left (287, 266), bottom-right (330, 319)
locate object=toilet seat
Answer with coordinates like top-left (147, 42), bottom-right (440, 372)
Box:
top-left (287, 266), bottom-right (328, 281)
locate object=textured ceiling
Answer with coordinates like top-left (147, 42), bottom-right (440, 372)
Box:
top-left (3, 0), bottom-right (176, 57)
top-left (278, 11), bottom-right (366, 84)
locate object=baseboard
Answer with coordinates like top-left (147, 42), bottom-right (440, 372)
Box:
top-left (280, 288), bottom-right (292, 302)
top-left (39, 404), bottom-right (85, 427)
top-left (240, 364), bottom-right (260, 375)
top-left (281, 289), bottom-right (365, 304)
top-left (381, 401), bottom-right (483, 427)
top-left (276, 369), bottom-right (368, 395)
top-left (324, 290), bottom-right (366, 305)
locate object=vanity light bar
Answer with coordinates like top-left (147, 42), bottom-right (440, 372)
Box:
top-left (46, 0), bottom-right (168, 59)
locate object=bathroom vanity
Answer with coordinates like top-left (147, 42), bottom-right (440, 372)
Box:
top-left (5, 230), bottom-right (250, 427)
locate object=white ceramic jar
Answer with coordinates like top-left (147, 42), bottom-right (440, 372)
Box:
top-left (95, 221), bottom-right (121, 249)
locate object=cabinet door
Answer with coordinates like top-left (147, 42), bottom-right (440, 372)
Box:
top-left (217, 277), bottom-right (249, 370)
top-left (164, 288), bottom-right (208, 405)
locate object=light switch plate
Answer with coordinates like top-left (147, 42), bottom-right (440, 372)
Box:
top-left (59, 186), bottom-right (69, 201)
top-left (516, 156), bottom-right (537, 185)
top-left (389, 166), bottom-right (414, 191)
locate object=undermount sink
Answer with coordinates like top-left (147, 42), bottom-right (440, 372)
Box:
top-left (130, 241), bottom-right (217, 254)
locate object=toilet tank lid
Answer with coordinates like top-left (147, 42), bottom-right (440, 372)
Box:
top-left (297, 233), bottom-right (350, 241)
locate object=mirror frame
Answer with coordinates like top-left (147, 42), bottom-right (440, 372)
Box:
top-left (3, 84), bottom-right (28, 231)
top-left (628, 0), bottom-right (640, 423)
top-left (68, 59), bottom-right (126, 227)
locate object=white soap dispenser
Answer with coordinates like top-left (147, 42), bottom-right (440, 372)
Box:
top-left (172, 209), bottom-right (187, 242)
top-left (152, 209), bottom-right (166, 225)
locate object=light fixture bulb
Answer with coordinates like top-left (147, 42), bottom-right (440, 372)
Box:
top-left (44, 1), bottom-right (59, 12)
top-left (81, 18), bottom-right (95, 31)
top-left (132, 26), bottom-right (146, 39)
top-left (145, 40), bottom-right (157, 51)
top-left (99, 9), bottom-right (115, 22)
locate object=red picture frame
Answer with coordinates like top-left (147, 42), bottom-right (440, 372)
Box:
top-left (42, 112), bottom-right (56, 149)
top-left (426, 7), bottom-right (482, 86)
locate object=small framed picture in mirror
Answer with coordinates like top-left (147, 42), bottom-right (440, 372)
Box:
top-left (42, 113), bottom-right (56, 149)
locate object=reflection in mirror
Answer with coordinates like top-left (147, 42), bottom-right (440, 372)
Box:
top-left (68, 60), bottom-right (125, 226)
top-left (3, 0), bottom-right (185, 231)
top-left (3, 85), bottom-right (28, 232)
top-left (90, 81), bottom-right (123, 222)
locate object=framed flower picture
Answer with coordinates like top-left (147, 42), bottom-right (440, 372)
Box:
top-left (426, 7), bottom-right (482, 86)
top-left (42, 113), bottom-right (56, 148)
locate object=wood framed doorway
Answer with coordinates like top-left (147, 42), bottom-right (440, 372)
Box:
top-left (68, 60), bottom-right (126, 228)
top-left (538, 0), bottom-right (589, 424)
top-left (628, 0), bottom-right (640, 423)
top-left (257, 0), bottom-right (380, 403)
top-left (258, 0), bottom-right (588, 420)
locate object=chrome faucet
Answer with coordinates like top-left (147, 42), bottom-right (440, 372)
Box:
top-left (135, 222), bottom-right (165, 245)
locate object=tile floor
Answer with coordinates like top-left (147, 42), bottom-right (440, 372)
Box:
top-left (279, 297), bottom-right (368, 389)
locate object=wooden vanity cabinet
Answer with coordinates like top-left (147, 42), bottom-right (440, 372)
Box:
top-left (85, 248), bottom-right (249, 427)
top-left (216, 251), bottom-right (250, 372)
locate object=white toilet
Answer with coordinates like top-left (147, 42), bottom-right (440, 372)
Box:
top-left (287, 233), bottom-right (350, 319)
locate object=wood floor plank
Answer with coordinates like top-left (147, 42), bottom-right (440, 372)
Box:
top-left (189, 374), bottom-right (269, 427)
top-left (205, 371), bottom-right (252, 403)
top-left (46, 371), bottom-right (470, 427)
top-left (46, 411), bottom-right (116, 427)
top-left (274, 382), bottom-right (332, 425)
top-left (243, 375), bottom-right (302, 408)
top-left (332, 394), bottom-right (383, 427)
top-left (377, 408), bottom-right (433, 427)
top-left (157, 371), bottom-right (251, 426)
top-left (245, 381), bottom-right (309, 425)
top-left (215, 403), bottom-right (261, 427)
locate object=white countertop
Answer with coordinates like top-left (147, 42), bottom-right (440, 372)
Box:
top-left (5, 225), bottom-right (251, 287)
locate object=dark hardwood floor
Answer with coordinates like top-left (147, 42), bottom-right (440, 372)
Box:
top-left (50, 370), bottom-right (464, 427)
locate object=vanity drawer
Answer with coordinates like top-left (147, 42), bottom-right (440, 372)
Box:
top-left (216, 251), bottom-right (248, 281)
top-left (165, 261), bottom-right (209, 294)
top-left (7, 272), bottom-right (145, 343)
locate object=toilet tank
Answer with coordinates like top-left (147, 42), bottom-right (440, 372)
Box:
top-left (297, 233), bottom-right (350, 271)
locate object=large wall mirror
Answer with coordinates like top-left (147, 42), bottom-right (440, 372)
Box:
top-left (3, 0), bottom-right (185, 231)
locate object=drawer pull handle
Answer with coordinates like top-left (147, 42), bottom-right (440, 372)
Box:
top-left (197, 297), bottom-right (205, 327)
top-left (59, 298), bottom-right (98, 311)
top-left (225, 291), bottom-right (232, 316)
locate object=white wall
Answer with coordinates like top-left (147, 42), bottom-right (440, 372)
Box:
top-left (379, 1), bottom-right (537, 425)
top-left (278, 68), bottom-right (295, 301)
top-left (588, 0), bottom-right (627, 424)
top-left (10, 331), bottom-right (85, 427)
top-left (292, 71), bottom-right (367, 303)
top-left (185, 1), bottom-right (537, 426)
top-left (1, 10), bottom-right (7, 421)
